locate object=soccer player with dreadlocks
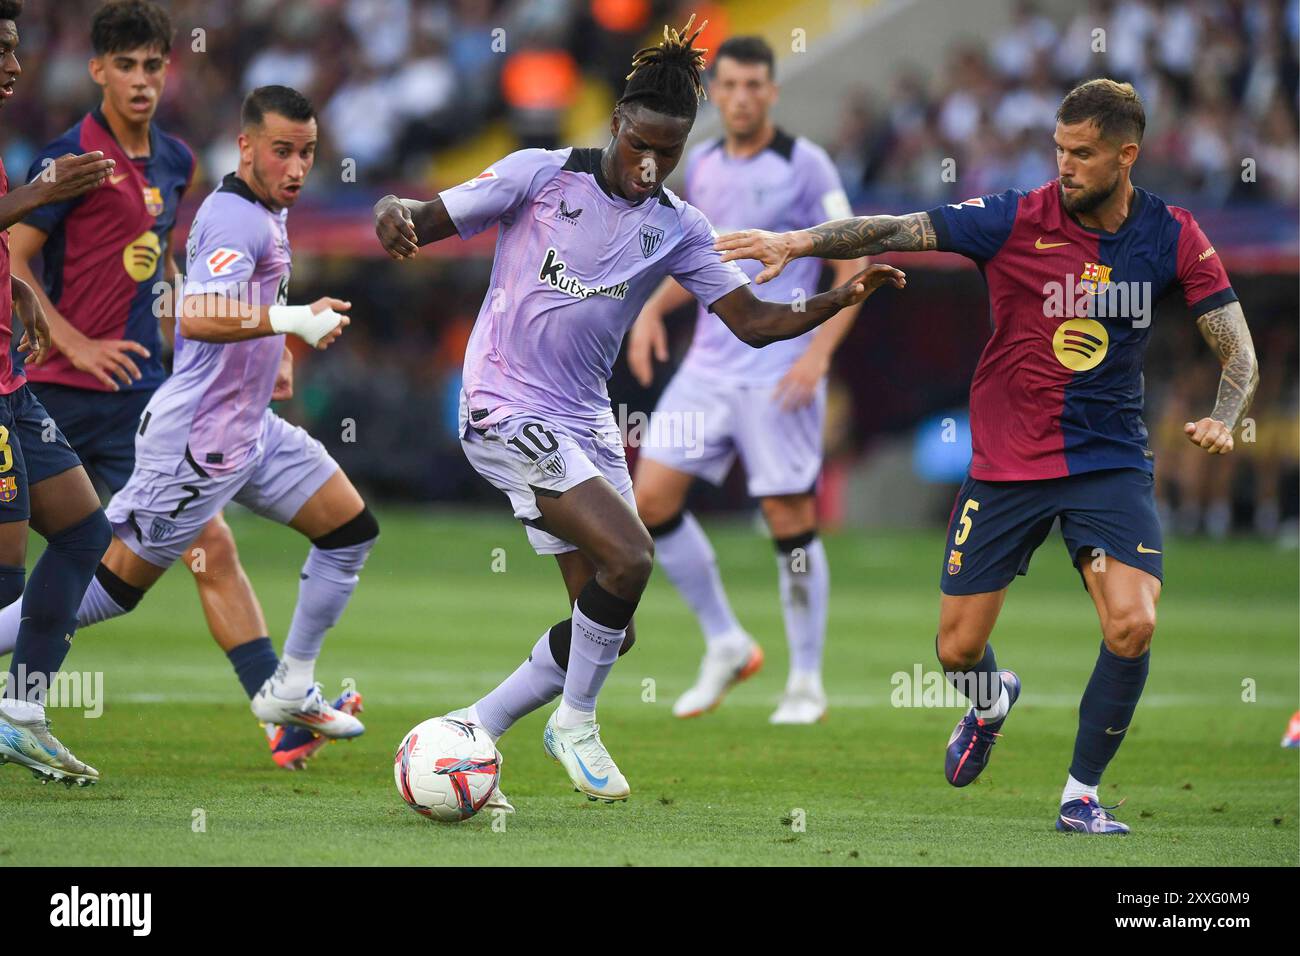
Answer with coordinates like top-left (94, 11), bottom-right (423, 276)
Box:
top-left (375, 17), bottom-right (904, 803)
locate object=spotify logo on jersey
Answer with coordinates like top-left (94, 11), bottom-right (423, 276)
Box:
top-left (1052, 318), bottom-right (1108, 371)
top-left (123, 230), bottom-right (162, 282)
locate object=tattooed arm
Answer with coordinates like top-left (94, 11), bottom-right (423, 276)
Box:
top-left (1184, 300), bottom-right (1259, 454)
top-left (715, 212), bottom-right (936, 283)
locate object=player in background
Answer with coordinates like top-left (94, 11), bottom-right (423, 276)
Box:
top-left (717, 79), bottom-right (1257, 833)
top-left (375, 16), bottom-right (904, 803)
top-left (0, 85), bottom-right (376, 746)
top-left (0, 1), bottom-right (353, 772)
top-left (0, 0), bottom-right (119, 786)
top-left (627, 35), bottom-right (867, 724)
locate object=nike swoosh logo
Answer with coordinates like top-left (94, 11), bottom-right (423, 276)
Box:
top-left (109, 173), bottom-right (130, 185)
top-left (1035, 237), bottom-right (1071, 249)
top-left (1105, 726), bottom-right (1129, 735)
top-left (573, 753), bottom-right (609, 789)
top-left (1136, 543), bottom-right (1161, 554)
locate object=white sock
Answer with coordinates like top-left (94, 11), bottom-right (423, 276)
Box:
top-left (776, 536), bottom-right (830, 676)
top-left (556, 699), bottom-right (594, 730)
top-left (272, 654), bottom-right (315, 697)
top-left (975, 683), bottom-right (1009, 722)
top-left (652, 513), bottom-right (745, 649)
top-left (0, 697), bottom-right (44, 723)
top-left (466, 703), bottom-right (482, 726)
top-left (1061, 773), bottom-right (1099, 806)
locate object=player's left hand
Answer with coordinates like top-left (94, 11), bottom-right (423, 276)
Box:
top-left (774, 349), bottom-right (829, 410)
top-left (14, 285), bottom-right (52, 366)
top-left (831, 263), bottom-right (906, 307)
top-left (272, 348), bottom-right (294, 401)
top-left (1184, 417), bottom-right (1234, 454)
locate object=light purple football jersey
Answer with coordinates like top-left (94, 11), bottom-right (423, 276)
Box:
top-left (441, 147), bottom-right (750, 429)
top-left (135, 173), bottom-right (292, 475)
top-left (678, 130), bottom-right (853, 384)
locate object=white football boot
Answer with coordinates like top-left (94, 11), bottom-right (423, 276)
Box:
top-left (543, 709), bottom-right (630, 802)
top-left (769, 672), bottom-right (828, 725)
top-left (0, 710), bottom-right (99, 786)
top-left (445, 707), bottom-right (514, 813)
top-left (672, 634), bottom-right (764, 718)
top-left (251, 680), bottom-right (365, 738)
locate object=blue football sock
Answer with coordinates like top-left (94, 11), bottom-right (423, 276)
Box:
top-left (5, 511), bottom-right (112, 707)
top-left (227, 637), bottom-right (280, 699)
top-left (1069, 641), bottom-right (1150, 786)
top-left (939, 639), bottom-right (1001, 710)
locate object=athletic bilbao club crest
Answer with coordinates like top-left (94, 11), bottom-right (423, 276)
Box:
top-left (149, 517), bottom-right (175, 541)
top-left (0, 476), bottom-right (17, 503)
top-left (947, 549), bottom-right (963, 575)
top-left (538, 451), bottom-right (567, 479)
top-left (639, 225), bottom-right (664, 258)
top-left (1080, 261), bottom-right (1113, 295)
top-left (143, 186), bottom-right (164, 217)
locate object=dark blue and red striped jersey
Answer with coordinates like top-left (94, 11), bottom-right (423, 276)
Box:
top-left (0, 157), bottom-right (18, 395)
top-left (928, 181), bottom-right (1235, 481)
top-left (21, 108), bottom-right (194, 392)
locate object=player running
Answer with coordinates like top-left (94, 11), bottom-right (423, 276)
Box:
top-left (0, 0), bottom-right (354, 771)
top-left (0, 0), bottom-right (120, 786)
top-left (627, 35), bottom-right (866, 724)
top-left (374, 17), bottom-right (903, 803)
top-left (0, 85), bottom-right (377, 748)
top-left (716, 79), bottom-right (1257, 833)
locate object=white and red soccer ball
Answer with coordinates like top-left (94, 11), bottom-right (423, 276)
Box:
top-left (394, 717), bottom-right (500, 822)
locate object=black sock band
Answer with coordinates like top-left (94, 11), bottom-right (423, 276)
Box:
top-left (95, 562), bottom-right (145, 612)
top-left (576, 579), bottom-right (638, 630)
top-left (644, 510), bottom-right (686, 538)
top-left (774, 529), bottom-right (817, 554)
top-left (312, 507), bottom-right (380, 550)
top-left (547, 620), bottom-right (572, 670)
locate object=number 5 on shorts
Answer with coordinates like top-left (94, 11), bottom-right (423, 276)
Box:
top-left (954, 498), bottom-right (979, 545)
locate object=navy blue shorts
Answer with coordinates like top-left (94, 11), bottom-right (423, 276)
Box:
top-left (27, 382), bottom-right (152, 494)
top-left (0, 385), bottom-right (85, 524)
top-left (940, 467), bottom-right (1163, 595)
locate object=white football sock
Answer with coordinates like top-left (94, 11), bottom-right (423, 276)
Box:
top-left (653, 513), bottom-right (745, 649)
top-left (776, 536), bottom-right (830, 676)
top-left (975, 682), bottom-right (1009, 722)
top-left (272, 654), bottom-right (315, 697)
top-left (1061, 773), bottom-right (1099, 806)
top-left (0, 697), bottom-right (44, 722)
top-left (556, 699), bottom-right (594, 729)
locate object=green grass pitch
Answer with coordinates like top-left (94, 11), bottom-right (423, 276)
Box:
top-left (2, 509), bottom-right (1296, 866)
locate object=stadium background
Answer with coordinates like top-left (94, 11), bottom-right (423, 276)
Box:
top-left (2, 0), bottom-right (1294, 541)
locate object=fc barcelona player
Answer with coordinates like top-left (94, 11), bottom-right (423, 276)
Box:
top-left (3, 1), bottom-right (358, 769)
top-left (375, 17), bottom-right (903, 803)
top-left (717, 79), bottom-right (1259, 833)
top-left (0, 0), bottom-right (120, 785)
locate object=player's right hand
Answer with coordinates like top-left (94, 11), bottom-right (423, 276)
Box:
top-left (374, 196), bottom-right (419, 260)
top-left (63, 335), bottom-right (151, 391)
top-left (308, 297), bottom-right (351, 350)
top-left (715, 228), bottom-right (803, 284)
top-left (627, 310), bottom-right (668, 387)
top-left (35, 152), bottom-right (117, 204)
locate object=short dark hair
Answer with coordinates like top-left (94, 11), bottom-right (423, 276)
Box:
top-left (0, 0), bottom-right (24, 21)
top-left (713, 35), bottom-right (775, 80)
top-left (242, 85), bottom-right (316, 128)
top-left (618, 15), bottom-right (709, 122)
top-left (91, 0), bottom-right (173, 57)
top-left (1056, 78), bottom-right (1145, 144)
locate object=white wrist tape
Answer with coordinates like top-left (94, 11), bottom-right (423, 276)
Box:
top-left (269, 305), bottom-right (340, 347)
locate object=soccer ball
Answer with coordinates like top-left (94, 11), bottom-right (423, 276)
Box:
top-left (394, 717), bottom-right (500, 822)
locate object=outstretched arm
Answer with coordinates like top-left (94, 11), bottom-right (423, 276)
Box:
top-left (710, 263), bottom-right (905, 348)
top-left (1185, 300), bottom-right (1259, 454)
top-left (373, 195), bottom-right (459, 259)
top-left (715, 212), bottom-right (936, 283)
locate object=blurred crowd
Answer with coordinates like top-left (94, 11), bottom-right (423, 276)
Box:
top-left (0, 0), bottom-right (716, 187)
top-left (831, 0), bottom-right (1300, 207)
